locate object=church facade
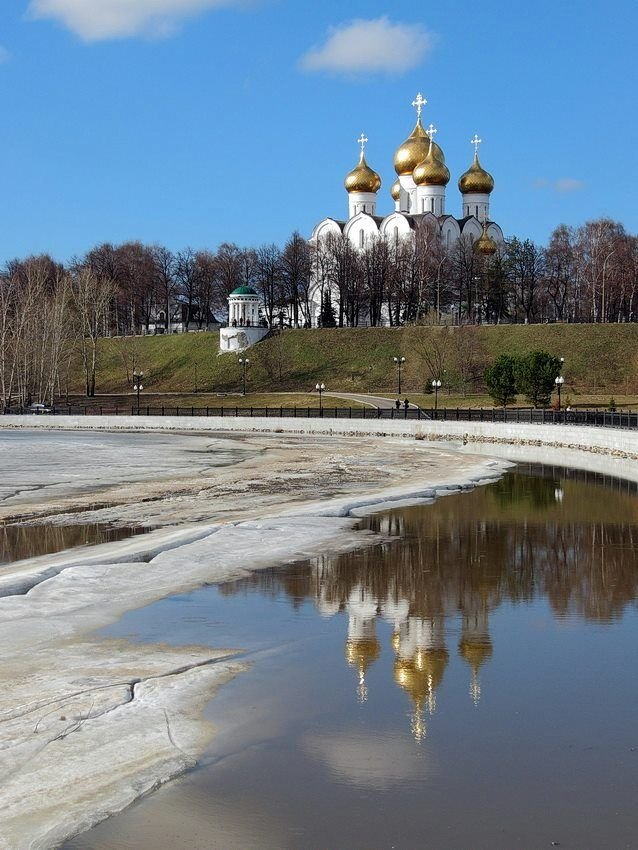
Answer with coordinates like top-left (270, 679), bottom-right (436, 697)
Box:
top-left (309, 92), bottom-right (505, 326)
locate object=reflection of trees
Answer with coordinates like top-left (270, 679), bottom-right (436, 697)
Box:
top-left (0, 523), bottom-right (139, 565)
top-left (491, 473), bottom-right (558, 510)
top-left (221, 472), bottom-right (638, 735)
top-left (227, 507), bottom-right (638, 626)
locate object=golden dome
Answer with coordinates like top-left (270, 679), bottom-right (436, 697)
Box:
top-left (391, 179), bottom-right (401, 201)
top-left (459, 153), bottom-right (494, 195)
top-left (413, 141), bottom-right (451, 187)
top-left (345, 152), bottom-right (381, 194)
top-left (394, 118), bottom-right (445, 177)
top-left (346, 637), bottom-right (381, 672)
top-left (475, 221), bottom-right (498, 256)
top-left (394, 648), bottom-right (449, 706)
top-left (459, 637), bottom-right (493, 669)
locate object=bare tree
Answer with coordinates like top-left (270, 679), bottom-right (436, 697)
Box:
top-left (72, 268), bottom-right (117, 397)
top-left (281, 232), bottom-right (312, 326)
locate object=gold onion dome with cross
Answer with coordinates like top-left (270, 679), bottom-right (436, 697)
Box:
top-left (459, 135), bottom-right (495, 195)
top-left (413, 124), bottom-right (450, 187)
top-left (344, 134), bottom-right (381, 194)
top-left (394, 93), bottom-right (445, 176)
top-left (475, 220), bottom-right (498, 255)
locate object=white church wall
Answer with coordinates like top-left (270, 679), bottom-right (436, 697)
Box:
top-left (348, 192), bottom-right (377, 218)
top-left (440, 217), bottom-right (461, 251)
top-left (486, 222), bottom-right (505, 245)
top-left (415, 185), bottom-right (445, 216)
top-left (344, 213), bottom-right (379, 249)
top-left (310, 218), bottom-right (343, 243)
top-left (379, 213), bottom-right (412, 239)
top-left (460, 218), bottom-right (483, 241)
top-left (462, 192), bottom-right (490, 221)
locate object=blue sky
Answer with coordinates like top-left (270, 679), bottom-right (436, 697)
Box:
top-left (0, 0), bottom-right (636, 263)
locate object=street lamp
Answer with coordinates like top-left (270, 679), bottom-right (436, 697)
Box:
top-left (393, 356), bottom-right (406, 395)
top-left (133, 370), bottom-right (144, 413)
top-left (316, 382), bottom-right (326, 412)
top-left (431, 379), bottom-right (442, 411)
top-left (239, 357), bottom-right (250, 396)
top-left (555, 375), bottom-right (565, 410)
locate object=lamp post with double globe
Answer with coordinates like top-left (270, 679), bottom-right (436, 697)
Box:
top-left (431, 378), bottom-right (442, 411)
top-left (393, 357), bottom-right (405, 395)
top-left (316, 382), bottom-right (326, 413)
top-left (555, 375), bottom-right (565, 410)
top-left (133, 370), bottom-right (144, 413)
top-left (239, 357), bottom-right (250, 396)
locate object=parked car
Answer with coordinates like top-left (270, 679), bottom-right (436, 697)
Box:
top-left (27, 403), bottom-right (52, 414)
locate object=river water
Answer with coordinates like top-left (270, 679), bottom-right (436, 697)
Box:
top-left (64, 464), bottom-right (638, 850)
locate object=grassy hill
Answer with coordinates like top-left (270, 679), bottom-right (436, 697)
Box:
top-left (71, 325), bottom-right (638, 403)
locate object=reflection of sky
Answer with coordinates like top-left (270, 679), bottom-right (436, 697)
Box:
top-left (89, 469), bottom-right (638, 850)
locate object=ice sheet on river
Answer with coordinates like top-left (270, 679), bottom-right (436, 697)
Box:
top-left (0, 429), bottom-right (511, 848)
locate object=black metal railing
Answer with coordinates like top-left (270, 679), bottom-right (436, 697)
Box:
top-left (3, 404), bottom-right (638, 430)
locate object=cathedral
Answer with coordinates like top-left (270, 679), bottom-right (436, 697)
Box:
top-left (309, 92), bottom-right (505, 324)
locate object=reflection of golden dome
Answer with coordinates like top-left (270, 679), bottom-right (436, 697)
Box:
top-left (394, 648), bottom-right (449, 706)
top-left (394, 119), bottom-right (445, 176)
top-left (413, 142), bottom-right (451, 187)
top-left (459, 153), bottom-right (494, 195)
top-left (345, 152), bottom-right (381, 194)
top-left (346, 638), bottom-right (381, 672)
top-left (475, 221), bottom-right (498, 256)
top-left (459, 638), bottom-right (493, 670)
top-left (391, 179), bottom-right (401, 201)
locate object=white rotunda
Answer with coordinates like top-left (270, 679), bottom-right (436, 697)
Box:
top-left (219, 285), bottom-right (269, 352)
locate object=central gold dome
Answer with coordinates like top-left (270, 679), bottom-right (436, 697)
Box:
top-left (345, 152), bottom-right (381, 194)
top-left (394, 118), bottom-right (445, 177)
top-left (346, 637), bottom-right (381, 671)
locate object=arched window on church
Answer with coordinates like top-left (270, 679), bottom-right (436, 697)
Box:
top-left (475, 205), bottom-right (479, 218)
top-left (359, 230), bottom-right (365, 249)
top-left (431, 198), bottom-right (435, 212)
top-left (394, 226), bottom-right (399, 242)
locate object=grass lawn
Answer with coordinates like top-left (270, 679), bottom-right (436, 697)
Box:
top-left (76, 325), bottom-right (638, 399)
top-left (58, 392), bottom-right (366, 410)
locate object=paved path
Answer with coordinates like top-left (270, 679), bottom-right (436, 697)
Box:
top-left (324, 392), bottom-right (419, 409)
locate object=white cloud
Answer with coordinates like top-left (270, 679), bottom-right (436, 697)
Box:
top-left (554, 177), bottom-right (585, 193)
top-left (533, 177), bottom-right (585, 193)
top-left (26, 0), bottom-right (245, 41)
top-left (300, 17), bottom-right (435, 75)
top-left (0, 47), bottom-right (11, 63)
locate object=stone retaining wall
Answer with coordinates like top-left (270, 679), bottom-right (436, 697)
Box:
top-left (4, 415), bottom-right (638, 460)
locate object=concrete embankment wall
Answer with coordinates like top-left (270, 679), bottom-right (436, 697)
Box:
top-left (4, 415), bottom-right (638, 460)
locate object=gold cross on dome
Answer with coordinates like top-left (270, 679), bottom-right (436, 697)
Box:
top-left (426, 123), bottom-right (438, 142)
top-left (412, 92), bottom-right (427, 119)
top-left (357, 133), bottom-right (368, 155)
top-left (471, 134), bottom-right (482, 155)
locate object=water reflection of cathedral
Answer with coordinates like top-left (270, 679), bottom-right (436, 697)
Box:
top-left (223, 470), bottom-right (638, 741)
top-left (332, 580), bottom-right (492, 741)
